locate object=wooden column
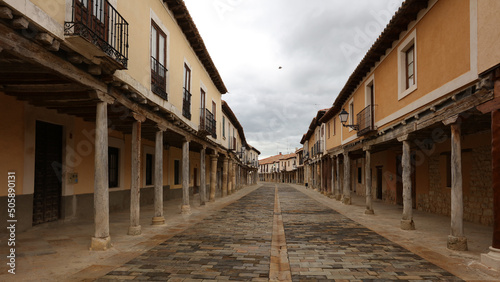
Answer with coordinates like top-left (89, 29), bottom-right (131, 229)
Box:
top-left (91, 97), bottom-right (113, 251)
top-left (209, 154), bottom-right (218, 202)
top-left (129, 113), bottom-right (145, 235)
top-left (222, 156), bottom-right (228, 197)
top-left (442, 116), bottom-right (468, 250)
top-left (227, 158), bottom-right (233, 194)
top-left (336, 156), bottom-right (341, 200)
top-left (481, 109), bottom-right (500, 269)
top-left (181, 138), bottom-right (191, 214)
top-left (364, 147), bottom-right (374, 214)
top-left (342, 151), bottom-right (351, 205)
top-left (152, 125), bottom-right (166, 225)
top-left (200, 146), bottom-right (206, 206)
top-left (398, 135), bottom-right (415, 230)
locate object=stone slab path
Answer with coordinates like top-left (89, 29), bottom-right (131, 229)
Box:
top-left (97, 184), bottom-right (461, 281)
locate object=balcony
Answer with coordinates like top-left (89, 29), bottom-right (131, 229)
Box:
top-left (199, 108), bottom-right (216, 138)
top-left (182, 88), bottom-right (192, 120)
top-left (357, 104), bottom-right (375, 136)
top-left (151, 57), bottom-right (168, 100)
top-left (65, 0), bottom-right (129, 68)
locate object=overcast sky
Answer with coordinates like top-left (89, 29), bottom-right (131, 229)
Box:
top-left (184, 0), bottom-right (404, 159)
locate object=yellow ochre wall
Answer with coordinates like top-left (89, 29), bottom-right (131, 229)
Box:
top-left (0, 94), bottom-right (25, 196)
top-left (117, 0), bottom-right (224, 133)
top-left (30, 0), bottom-right (66, 26)
top-left (477, 0), bottom-right (500, 74)
top-left (340, 0), bottom-right (471, 144)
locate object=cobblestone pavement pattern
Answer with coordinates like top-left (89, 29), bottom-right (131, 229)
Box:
top-left (278, 186), bottom-right (461, 281)
top-left (98, 184), bottom-right (461, 281)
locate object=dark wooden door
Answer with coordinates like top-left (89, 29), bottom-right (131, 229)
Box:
top-left (376, 166), bottom-right (383, 200)
top-left (74, 0), bottom-right (108, 41)
top-left (33, 121), bottom-right (63, 225)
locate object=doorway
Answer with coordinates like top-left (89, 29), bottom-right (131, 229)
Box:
top-left (33, 121), bottom-right (63, 225)
top-left (376, 166), bottom-right (383, 200)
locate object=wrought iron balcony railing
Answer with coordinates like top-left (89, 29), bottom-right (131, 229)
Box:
top-left (199, 108), bottom-right (216, 138)
top-left (357, 104), bottom-right (375, 136)
top-left (65, 0), bottom-right (129, 67)
top-left (182, 88), bottom-right (192, 120)
top-left (151, 57), bottom-right (168, 100)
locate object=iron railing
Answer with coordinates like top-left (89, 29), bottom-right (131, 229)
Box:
top-left (182, 88), bottom-right (192, 120)
top-left (357, 104), bottom-right (375, 136)
top-left (151, 56), bottom-right (168, 100)
top-left (65, 0), bottom-right (129, 67)
top-left (199, 108), bottom-right (216, 137)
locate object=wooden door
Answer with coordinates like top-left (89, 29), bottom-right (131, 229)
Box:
top-left (33, 121), bottom-right (63, 225)
top-left (376, 166), bottom-right (383, 200)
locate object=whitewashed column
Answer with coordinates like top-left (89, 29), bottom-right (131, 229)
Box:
top-left (152, 124), bottom-right (166, 225)
top-left (90, 94), bottom-right (114, 251)
top-left (398, 135), bottom-right (415, 230)
top-left (444, 116), bottom-right (467, 250)
top-left (181, 138), bottom-right (191, 214)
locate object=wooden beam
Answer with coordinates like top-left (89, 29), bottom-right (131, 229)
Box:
top-left (4, 84), bottom-right (87, 93)
top-left (35, 33), bottom-right (53, 45)
top-left (12, 17), bottom-right (29, 29)
top-left (0, 7), bottom-right (13, 19)
top-left (0, 23), bottom-right (108, 93)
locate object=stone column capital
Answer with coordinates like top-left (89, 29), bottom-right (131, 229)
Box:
top-left (156, 123), bottom-right (168, 132)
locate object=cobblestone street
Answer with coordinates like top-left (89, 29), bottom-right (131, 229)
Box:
top-left (98, 184), bottom-right (462, 281)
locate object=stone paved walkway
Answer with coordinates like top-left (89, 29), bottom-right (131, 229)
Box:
top-left (98, 184), bottom-right (461, 281)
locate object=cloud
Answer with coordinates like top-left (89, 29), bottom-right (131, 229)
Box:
top-left (184, 0), bottom-right (403, 159)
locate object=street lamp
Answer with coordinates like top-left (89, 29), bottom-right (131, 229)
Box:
top-left (339, 108), bottom-right (359, 131)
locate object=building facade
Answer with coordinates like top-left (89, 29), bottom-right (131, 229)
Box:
top-left (0, 0), bottom-right (258, 250)
top-left (300, 0), bottom-right (500, 270)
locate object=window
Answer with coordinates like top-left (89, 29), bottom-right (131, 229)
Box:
top-left (406, 46), bottom-right (415, 89)
top-left (222, 116), bottom-right (226, 138)
top-left (398, 29), bottom-right (417, 100)
top-left (174, 160), bottom-right (180, 185)
top-left (108, 147), bottom-right (119, 188)
top-left (349, 100), bottom-right (354, 131)
top-left (151, 21), bottom-right (168, 100)
top-left (332, 118), bottom-right (336, 136)
top-left (183, 63), bottom-right (192, 119)
top-left (145, 153), bottom-right (153, 186)
top-left (328, 121), bottom-right (331, 139)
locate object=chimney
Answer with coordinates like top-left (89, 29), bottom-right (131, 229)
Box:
top-left (279, 152), bottom-right (282, 155)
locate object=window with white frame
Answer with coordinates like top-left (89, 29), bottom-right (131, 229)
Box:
top-left (398, 29), bottom-right (417, 100)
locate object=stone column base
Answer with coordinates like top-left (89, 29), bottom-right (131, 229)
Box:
top-left (342, 196), bottom-right (351, 205)
top-left (181, 205), bottom-right (192, 215)
top-left (481, 247), bottom-right (500, 271)
top-left (364, 209), bottom-right (374, 215)
top-left (90, 236), bottom-right (111, 251)
top-left (447, 235), bottom-right (468, 251)
top-left (152, 216), bottom-right (165, 225)
top-left (400, 219), bottom-right (415, 230)
top-left (128, 225), bottom-right (142, 235)
top-left (335, 195), bottom-right (341, 201)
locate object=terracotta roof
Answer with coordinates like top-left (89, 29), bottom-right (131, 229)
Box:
top-left (281, 153), bottom-right (296, 160)
top-left (319, 0), bottom-right (429, 124)
top-left (163, 0), bottom-right (228, 94)
top-left (222, 100), bottom-right (247, 146)
top-left (259, 154), bottom-right (282, 165)
top-left (300, 108), bottom-right (329, 144)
